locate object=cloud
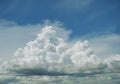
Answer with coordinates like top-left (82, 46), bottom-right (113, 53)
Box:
top-left (0, 20), bottom-right (40, 60)
top-left (0, 25), bottom-right (96, 74)
top-left (0, 19), bottom-right (62, 61)
top-left (0, 76), bottom-right (17, 84)
top-left (0, 23), bottom-right (120, 77)
top-left (86, 34), bottom-right (120, 57)
top-left (0, 20), bottom-right (120, 84)
top-left (12, 26), bottom-right (100, 74)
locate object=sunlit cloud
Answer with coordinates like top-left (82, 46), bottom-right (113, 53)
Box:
top-left (0, 20), bottom-right (120, 84)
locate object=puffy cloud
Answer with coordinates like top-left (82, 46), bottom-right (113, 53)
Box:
top-left (0, 20), bottom-right (120, 84)
top-left (105, 55), bottom-right (120, 69)
top-left (0, 25), bottom-right (95, 74)
top-left (0, 19), bottom-right (64, 61)
top-left (0, 24), bottom-right (120, 77)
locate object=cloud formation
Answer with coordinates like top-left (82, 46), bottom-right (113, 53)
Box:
top-left (0, 24), bottom-right (120, 77)
top-left (0, 20), bottom-right (120, 84)
top-left (87, 34), bottom-right (120, 57)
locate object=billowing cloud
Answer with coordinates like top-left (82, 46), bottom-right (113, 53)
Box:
top-left (0, 19), bottom-right (62, 61)
top-left (0, 20), bottom-right (120, 84)
top-left (0, 24), bottom-right (120, 76)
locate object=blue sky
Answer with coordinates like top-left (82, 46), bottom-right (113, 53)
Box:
top-left (1, 1), bottom-right (120, 83)
top-left (0, 0), bottom-right (120, 60)
top-left (0, 0), bottom-right (120, 36)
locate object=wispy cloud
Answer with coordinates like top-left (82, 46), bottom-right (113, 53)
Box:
top-left (0, 20), bottom-right (42, 60)
top-left (81, 33), bottom-right (120, 57)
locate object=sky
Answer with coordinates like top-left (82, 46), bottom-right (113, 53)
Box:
top-left (0, 0), bottom-right (120, 60)
top-left (0, 0), bottom-right (120, 35)
top-left (0, 0), bottom-right (120, 84)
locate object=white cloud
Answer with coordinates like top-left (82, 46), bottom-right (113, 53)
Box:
top-left (0, 20), bottom-right (62, 61)
top-left (87, 34), bottom-right (120, 57)
top-left (11, 26), bottom-right (99, 74)
top-left (0, 24), bottom-right (100, 75)
top-left (0, 24), bottom-right (39, 60)
top-left (0, 20), bottom-right (120, 84)
top-left (0, 23), bottom-right (120, 76)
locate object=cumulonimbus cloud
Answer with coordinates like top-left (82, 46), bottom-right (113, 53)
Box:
top-left (0, 24), bottom-right (120, 76)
